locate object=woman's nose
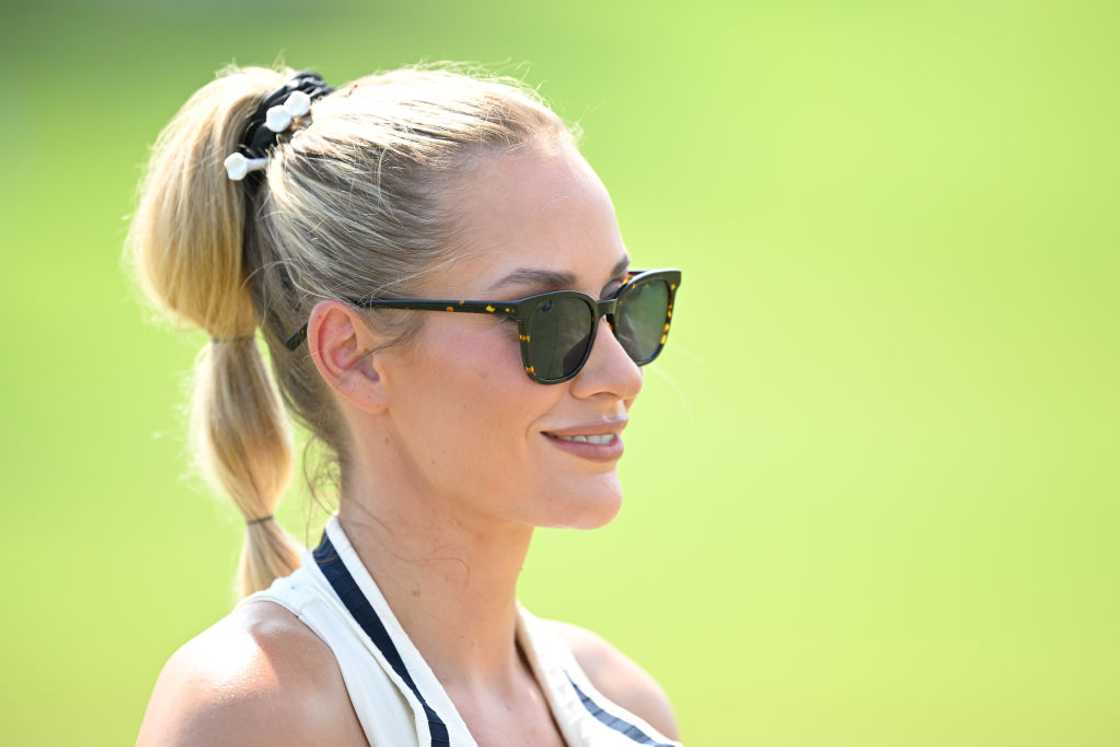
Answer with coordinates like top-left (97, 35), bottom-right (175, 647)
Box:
top-left (570, 315), bottom-right (643, 399)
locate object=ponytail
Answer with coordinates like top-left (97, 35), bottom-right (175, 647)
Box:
top-left (190, 338), bottom-right (299, 599)
top-left (125, 64), bottom-right (304, 601)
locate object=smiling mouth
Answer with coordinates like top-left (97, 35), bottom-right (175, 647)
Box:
top-left (543, 432), bottom-right (616, 444)
top-left (542, 431), bottom-right (624, 461)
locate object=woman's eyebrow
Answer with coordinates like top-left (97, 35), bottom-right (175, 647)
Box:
top-left (486, 254), bottom-right (631, 292)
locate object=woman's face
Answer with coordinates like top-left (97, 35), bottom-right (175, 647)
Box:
top-left (396, 138), bottom-right (645, 526)
top-left (374, 139), bottom-right (644, 530)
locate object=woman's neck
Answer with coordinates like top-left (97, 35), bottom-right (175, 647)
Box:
top-left (336, 482), bottom-right (536, 699)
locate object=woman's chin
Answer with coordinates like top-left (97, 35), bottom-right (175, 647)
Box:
top-left (545, 490), bottom-right (623, 530)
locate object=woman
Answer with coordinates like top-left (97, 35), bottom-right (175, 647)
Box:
top-left (129, 62), bottom-right (684, 746)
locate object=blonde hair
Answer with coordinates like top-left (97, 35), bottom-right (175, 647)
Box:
top-left (124, 60), bottom-right (579, 602)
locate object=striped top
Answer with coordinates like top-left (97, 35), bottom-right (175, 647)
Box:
top-left (236, 514), bottom-right (683, 747)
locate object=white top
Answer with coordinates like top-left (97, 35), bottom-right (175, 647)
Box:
top-left (236, 514), bottom-right (683, 747)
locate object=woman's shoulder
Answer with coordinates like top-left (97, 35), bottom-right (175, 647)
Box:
top-left (541, 617), bottom-right (682, 742)
top-left (135, 599), bottom-right (368, 746)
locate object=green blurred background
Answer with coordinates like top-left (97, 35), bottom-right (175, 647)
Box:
top-left (3, 1), bottom-right (1117, 744)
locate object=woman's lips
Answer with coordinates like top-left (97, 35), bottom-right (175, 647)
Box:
top-left (542, 431), bottom-right (624, 461)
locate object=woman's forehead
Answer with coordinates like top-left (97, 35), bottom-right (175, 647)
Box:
top-left (439, 237), bottom-right (629, 300)
top-left (441, 145), bottom-right (626, 296)
top-left (450, 141), bottom-right (613, 240)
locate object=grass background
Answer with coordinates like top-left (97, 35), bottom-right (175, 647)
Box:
top-left (2, 1), bottom-right (1117, 744)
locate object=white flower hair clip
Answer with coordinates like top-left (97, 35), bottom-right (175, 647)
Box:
top-left (264, 90), bottom-right (311, 133)
top-left (223, 152), bottom-right (268, 181)
top-left (223, 73), bottom-right (334, 182)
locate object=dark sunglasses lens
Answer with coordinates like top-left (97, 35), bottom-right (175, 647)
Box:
top-left (527, 296), bottom-right (595, 380)
top-left (617, 279), bottom-right (671, 363)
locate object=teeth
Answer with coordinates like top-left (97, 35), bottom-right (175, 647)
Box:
top-left (552, 433), bottom-right (614, 444)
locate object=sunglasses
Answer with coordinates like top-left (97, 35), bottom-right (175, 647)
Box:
top-left (283, 268), bottom-right (681, 384)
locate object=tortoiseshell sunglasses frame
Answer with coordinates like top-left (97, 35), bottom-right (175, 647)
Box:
top-left (283, 267), bottom-right (681, 384)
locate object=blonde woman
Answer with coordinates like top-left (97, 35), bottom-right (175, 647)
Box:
top-left (129, 63), bottom-right (684, 747)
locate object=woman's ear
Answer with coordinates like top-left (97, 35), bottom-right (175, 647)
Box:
top-left (306, 300), bottom-right (391, 415)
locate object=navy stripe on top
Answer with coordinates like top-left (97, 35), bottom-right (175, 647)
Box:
top-left (566, 671), bottom-right (677, 746)
top-left (313, 530), bottom-right (452, 747)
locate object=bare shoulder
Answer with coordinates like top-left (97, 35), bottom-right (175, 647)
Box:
top-left (544, 618), bottom-right (681, 741)
top-left (135, 599), bottom-right (368, 746)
